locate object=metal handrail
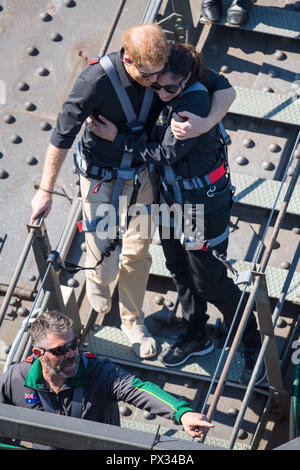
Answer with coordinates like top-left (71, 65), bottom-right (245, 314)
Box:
top-left (201, 132), bottom-right (300, 447)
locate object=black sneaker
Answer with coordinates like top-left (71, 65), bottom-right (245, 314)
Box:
top-left (240, 349), bottom-right (266, 385)
top-left (160, 334), bottom-right (214, 367)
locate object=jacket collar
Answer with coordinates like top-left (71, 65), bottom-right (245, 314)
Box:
top-left (24, 355), bottom-right (87, 390)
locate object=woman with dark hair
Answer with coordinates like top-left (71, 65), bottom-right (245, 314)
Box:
top-left (88, 43), bottom-right (260, 381)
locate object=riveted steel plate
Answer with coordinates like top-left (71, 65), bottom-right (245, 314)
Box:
top-left (149, 244), bottom-right (300, 303)
top-left (0, 0), bottom-right (150, 291)
top-left (120, 418), bottom-right (250, 450)
top-left (230, 86), bottom-right (300, 126)
top-left (200, 0), bottom-right (300, 40)
top-left (82, 325), bottom-right (245, 382)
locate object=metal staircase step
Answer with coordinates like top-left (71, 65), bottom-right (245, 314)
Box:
top-left (200, 1), bottom-right (300, 41)
top-left (230, 86), bottom-right (300, 126)
top-left (120, 418), bottom-right (250, 450)
top-left (231, 172), bottom-right (300, 216)
top-left (149, 245), bottom-right (300, 304)
top-left (82, 326), bottom-right (245, 383)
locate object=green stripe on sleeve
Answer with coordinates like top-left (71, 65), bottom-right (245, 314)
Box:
top-left (132, 377), bottom-right (194, 424)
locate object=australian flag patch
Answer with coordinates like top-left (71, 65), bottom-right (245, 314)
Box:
top-left (24, 392), bottom-right (40, 405)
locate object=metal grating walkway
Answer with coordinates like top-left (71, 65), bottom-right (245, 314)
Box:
top-left (83, 325), bottom-right (245, 383)
top-left (230, 86), bottom-right (300, 126)
top-left (200, 0), bottom-right (300, 40)
top-left (231, 172), bottom-right (300, 216)
top-left (149, 245), bottom-right (300, 304)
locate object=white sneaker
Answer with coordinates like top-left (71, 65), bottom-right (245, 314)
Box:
top-left (86, 278), bottom-right (111, 314)
top-left (121, 321), bottom-right (157, 359)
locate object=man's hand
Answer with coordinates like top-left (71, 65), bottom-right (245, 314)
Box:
top-left (87, 114), bottom-right (118, 142)
top-left (30, 190), bottom-right (52, 224)
top-left (171, 111), bottom-right (213, 140)
top-left (180, 412), bottom-right (214, 438)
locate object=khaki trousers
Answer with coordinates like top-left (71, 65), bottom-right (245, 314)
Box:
top-left (80, 168), bottom-right (153, 322)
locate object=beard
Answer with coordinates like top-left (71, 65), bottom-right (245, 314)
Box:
top-left (43, 354), bottom-right (79, 378)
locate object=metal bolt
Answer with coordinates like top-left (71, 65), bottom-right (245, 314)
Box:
top-left (26, 156), bottom-right (38, 166)
top-left (280, 261), bottom-right (290, 270)
top-left (268, 143), bottom-right (281, 153)
top-left (17, 306), bottom-right (29, 317)
top-left (143, 410), bottom-right (155, 420)
top-left (64, 0), bottom-right (76, 6)
top-left (0, 169), bottom-right (8, 179)
top-left (37, 67), bottom-right (50, 76)
top-left (243, 138), bottom-right (254, 148)
top-left (40, 121), bottom-right (52, 131)
top-left (228, 408), bottom-right (238, 417)
top-left (274, 51), bottom-right (287, 61)
top-left (262, 161), bottom-right (275, 171)
top-left (80, 242), bottom-right (86, 252)
top-left (268, 68), bottom-right (279, 78)
top-left (220, 65), bottom-right (231, 74)
top-left (50, 32), bottom-right (63, 42)
top-left (165, 300), bottom-right (174, 308)
top-left (4, 344), bottom-right (11, 354)
top-left (26, 46), bottom-right (39, 56)
top-left (154, 295), bottom-right (164, 305)
top-left (235, 156), bottom-right (249, 166)
top-left (237, 429), bottom-right (248, 440)
top-left (4, 114), bottom-right (15, 124)
top-left (40, 12), bottom-right (52, 21)
top-left (25, 101), bottom-right (36, 111)
top-left (263, 87), bottom-right (274, 93)
top-left (18, 81), bottom-right (29, 91)
top-left (119, 405), bottom-right (131, 416)
top-left (10, 134), bottom-right (22, 144)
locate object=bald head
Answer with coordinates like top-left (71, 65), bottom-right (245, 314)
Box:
top-left (122, 23), bottom-right (169, 67)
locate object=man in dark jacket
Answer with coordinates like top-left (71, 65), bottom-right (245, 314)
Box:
top-left (0, 310), bottom-right (214, 449)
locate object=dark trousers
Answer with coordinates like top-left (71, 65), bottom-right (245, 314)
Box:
top-left (159, 202), bottom-right (260, 352)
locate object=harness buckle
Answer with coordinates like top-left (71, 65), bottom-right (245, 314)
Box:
top-left (207, 185), bottom-right (216, 197)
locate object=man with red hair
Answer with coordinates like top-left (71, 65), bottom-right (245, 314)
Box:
top-left (30, 23), bottom-right (236, 360)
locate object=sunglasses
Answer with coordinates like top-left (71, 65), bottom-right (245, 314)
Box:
top-left (122, 57), bottom-right (166, 78)
top-left (40, 336), bottom-right (78, 357)
top-left (151, 80), bottom-right (184, 94)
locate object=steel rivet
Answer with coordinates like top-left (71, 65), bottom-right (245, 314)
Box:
top-left (143, 410), bottom-right (155, 420)
top-left (50, 32), bottom-right (63, 42)
top-left (40, 12), bottom-right (52, 21)
top-left (4, 114), bottom-right (15, 124)
top-left (220, 65), bottom-right (231, 74)
top-left (294, 149), bottom-right (300, 159)
top-left (228, 408), bottom-right (238, 417)
top-left (263, 87), bottom-right (274, 93)
top-left (29, 274), bottom-right (37, 281)
top-left (235, 156), bottom-right (249, 166)
top-left (154, 295), bottom-right (164, 305)
top-left (37, 67), bottom-right (50, 76)
top-left (40, 121), bottom-right (52, 131)
top-left (292, 227), bottom-right (300, 234)
top-left (11, 134), bottom-right (22, 144)
top-left (165, 300), bottom-right (174, 308)
top-left (67, 278), bottom-right (78, 288)
top-left (119, 405), bottom-right (131, 416)
top-left (262, 161), bottom-right (275, 171)
top-left (280, 262), bottom-right (290, 270)
top-left (26, 46), bottom-right (39, 56)
top-left (268, 68), bottom-right (279, 78)
top-left (237, 429), bottom-right (248, 440)
top-left (4, 344), bottom-right (11, 354)
top-left (64, 0), bottom-right (76, 6)
top-left (0, 169), bottom-right (8, 179)
top-left (243, 138), bottom-right (254, 148)
top-left (288, 167), bottom-right (295, 176)
top-left (9, 297), bottom-right (19, 307)
top-left (25, 101), bottom-right (36, 111)
top-left (18, 81), bottom-right (29, 91)
top-left (26, 156), bottom-right (38, 166)
top-left (268, 143), bottom-right (281, 153)
top-left (274, 51), bottom-right (287, 61)
top-left (80, 242), bottom-right (86, 252)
